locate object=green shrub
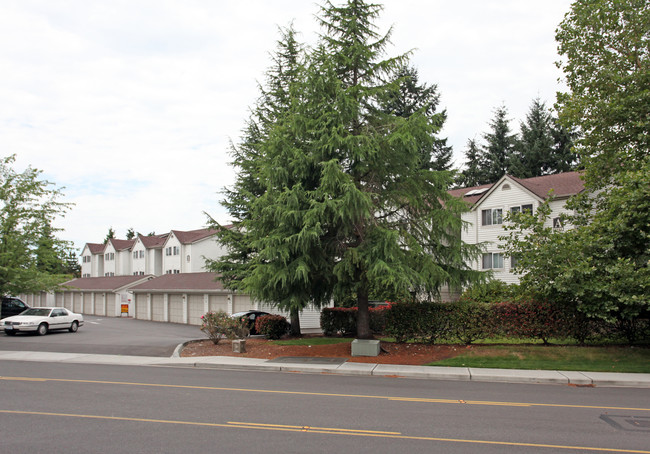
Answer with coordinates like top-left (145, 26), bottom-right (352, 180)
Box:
top-left (384, 302), bottom-right (453, 344)
top-left (448, 301), bottom-right (495, 344)
top-left (493, 300), bottom-right (566, 344)
top-left (320, 307), bottom-right (357, 336)
top-left (200, 310), bottom-right (250, 343)
top-left (461, 280), bottom-right (518, 303)
top-left (255, 314), bottom-right (289, 340)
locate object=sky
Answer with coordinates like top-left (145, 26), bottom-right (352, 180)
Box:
top-left (0, 0), bottom-right (573, 253)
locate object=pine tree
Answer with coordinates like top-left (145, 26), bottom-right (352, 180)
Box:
top-left (510, 98), bottom-right (576, 178)
top-left (207, 25), bottom-right (323, 335)
top-left (379, 65), bottom-right (454, 171)
top-left (482, 105), bottom-right (516, 182)
top-left (458, 138), bottom-right (488, 187)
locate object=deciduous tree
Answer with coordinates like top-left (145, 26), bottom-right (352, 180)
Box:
top-left (0, 155), bottom-right (74, 296)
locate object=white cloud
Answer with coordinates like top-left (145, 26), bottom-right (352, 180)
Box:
top-left (1, 0), bottom-right (572, 251)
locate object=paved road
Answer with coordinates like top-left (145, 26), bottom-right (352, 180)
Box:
top-left (1, 361), bottom-right (649, 454)
top-left (0, 316), bottom-right (201, 357)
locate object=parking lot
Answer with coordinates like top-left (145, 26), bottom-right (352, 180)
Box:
top-left (0, 316), bottom-right (203, 357)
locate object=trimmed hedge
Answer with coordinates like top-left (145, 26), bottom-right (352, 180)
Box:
top-left (320, 300), bottom-right (649, 345)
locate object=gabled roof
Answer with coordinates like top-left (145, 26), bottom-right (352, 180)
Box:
top-left (510, 172), bottom-right (584, 200)
top-left (62, 275), bottom-right (154, 292)
top-left (108, 238), bottom-right (136, 252)
top-left (448, 183), bottom-right (493, 206)
top-left (84, 243), bottom-right (105, 255)
top-left (129, 272), bottom-right (225, 292)
top-left (138, 233), bottom-right (168, 249)
top-left (170, 228), bottom-right (219, 245)
top-left (450, 172), bottom-right (585, 208)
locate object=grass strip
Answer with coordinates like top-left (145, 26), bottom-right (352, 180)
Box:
top-left (271, 337), bottom-right (353, 346)
top-left (428, 345), bottom-right (650, 373)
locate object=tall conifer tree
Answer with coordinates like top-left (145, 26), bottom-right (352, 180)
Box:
top-left (482, 105), bottom-right (516, 182)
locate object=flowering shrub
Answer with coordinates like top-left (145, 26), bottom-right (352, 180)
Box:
top-left (255, 314), bottom-right (289, 340)
top-left (200, 310), bottom-right (249, 344)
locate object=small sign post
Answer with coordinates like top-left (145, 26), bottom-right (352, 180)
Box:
top-left (120, 304), bottom-right (129, 317)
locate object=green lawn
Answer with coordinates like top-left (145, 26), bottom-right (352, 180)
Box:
top-left (428, 345), bottom-right (650, 373)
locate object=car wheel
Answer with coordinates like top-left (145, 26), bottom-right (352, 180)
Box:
top-left (4, 330), bottom-right (16, 336)
top-left (69, 321), bottom-right (79, 333)
top-left (37, 323), bottom-right (48, 336)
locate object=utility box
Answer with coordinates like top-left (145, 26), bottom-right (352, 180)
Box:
top-left (232, 339), bottom-right (246, 353)
top-left (351, 339), bottom-right (380, 357)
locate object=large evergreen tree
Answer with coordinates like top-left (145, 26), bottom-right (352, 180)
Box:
top-left (212, 0), bottom-right (482, 339)
top-left (208, 25), bottom-right (329, 335)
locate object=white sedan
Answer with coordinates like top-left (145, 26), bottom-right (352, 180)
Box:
top-left (2, 307), bottom-right (84, 336)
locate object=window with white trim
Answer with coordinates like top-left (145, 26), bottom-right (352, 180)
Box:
top-left (482, 253), bottom-right (504, 269)
top-left (481, 208), bottom-right (503, 226)
top-left (510, 204), bottom-right (534, 215)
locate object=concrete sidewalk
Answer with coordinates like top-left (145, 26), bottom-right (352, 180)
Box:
top-left (1, 349), bottom-right (649, 388)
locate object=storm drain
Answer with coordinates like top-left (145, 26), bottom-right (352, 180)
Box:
top-left (600, 415), bottom-right (650, 432)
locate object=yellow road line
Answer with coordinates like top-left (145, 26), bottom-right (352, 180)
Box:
top-left (1, 410), bottom-right (648, 454)
top-left (1, 376), bottom-right (649, 412)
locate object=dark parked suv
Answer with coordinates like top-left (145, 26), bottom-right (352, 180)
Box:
top-left (1, 297), bottom-right (30, 319)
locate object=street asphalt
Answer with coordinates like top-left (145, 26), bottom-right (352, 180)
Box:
top-left (1, 343), bottom-right (649, 388)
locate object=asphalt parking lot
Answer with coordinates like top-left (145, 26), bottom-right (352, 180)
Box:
top-left (0, 316), bottom-right (203, 357)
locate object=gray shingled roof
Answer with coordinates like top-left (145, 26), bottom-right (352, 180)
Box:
top-left (62, 275), bottom-right (154, 291)
top-left (129, 272), bottom-right (225, 292)
top-left (450, 172), bottom-right (584, 206)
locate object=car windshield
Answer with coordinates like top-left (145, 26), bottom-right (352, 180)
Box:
top-left (231, 312), bottom-right (249, 318)
top-left (20, 308), bottom-right (52, 317)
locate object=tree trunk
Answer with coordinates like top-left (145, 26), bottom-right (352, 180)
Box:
top-left (356, 288), bottom-right (373, 339)
top-left (290, 308), bottom-right (301, 336)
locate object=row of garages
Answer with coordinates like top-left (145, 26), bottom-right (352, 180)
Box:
top-left (19, 273), bottom-right (324, 329)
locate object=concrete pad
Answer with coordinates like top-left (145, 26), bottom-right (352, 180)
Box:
top-left (334, 362), bottom-right (376, 375)
top-left (558, 371), bottom-right (593, 386)
top-left (469, 368), bottom-right (568, 384)
top-left (580, 372), bottom-right (650, 388)
top-left (373, 364), bottom-right (471, 380)
top-left (191, 356), bottom-right (275, 371)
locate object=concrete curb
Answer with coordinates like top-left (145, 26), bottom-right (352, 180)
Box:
top-left (2, 350), bottom-right (649, 388)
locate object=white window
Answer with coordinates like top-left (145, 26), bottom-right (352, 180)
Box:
top-left (510, 255), bottom-right (520, 270)
top-left (481, 208), bottom-right (503, 226)
top-left (173, 269), bottom-right (180, 274)
top-left (173, 246), bottom-right (180, 255)
top-left (133, 251), bottom-right (138, 259)
top-left (510, 204), bottom-right (534, 215)
top-left (139, 250), bottom-right (144, 258)
top-left (482, 253), bottom-right (504, 269)
top-left (165, 247), bottom-right (171, 256)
